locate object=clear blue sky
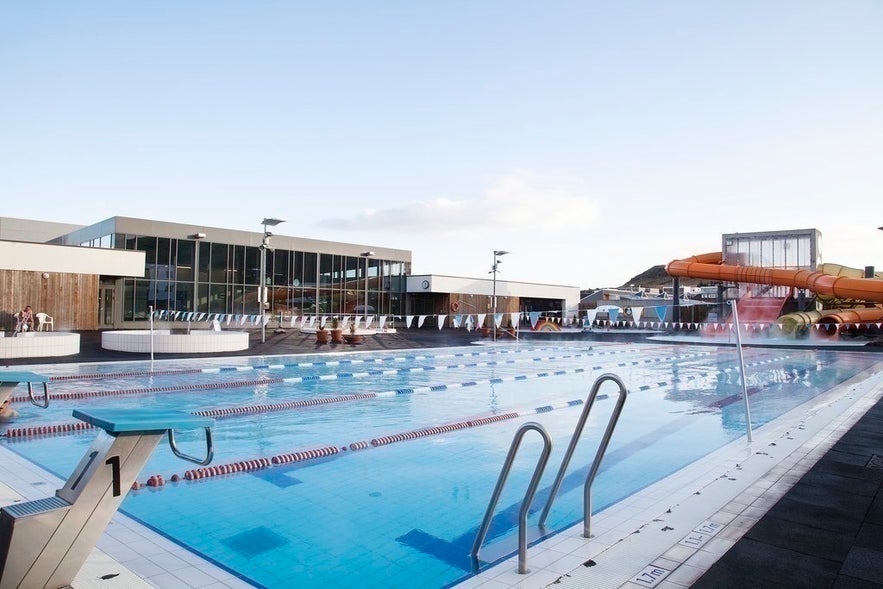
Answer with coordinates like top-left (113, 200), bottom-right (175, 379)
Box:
top-left (2, 1), bottom-right (881, 288)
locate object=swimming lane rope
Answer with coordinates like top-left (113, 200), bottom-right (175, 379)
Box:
top-left (8, 349), bottom-right (772, 439)
top-left (41, 345), bottom-right (582, 383)
top-left (135, 353), bottom-right (794, 489)
top-left (8, 347), bottom-right (639, 405)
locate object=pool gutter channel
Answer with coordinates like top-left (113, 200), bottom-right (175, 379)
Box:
top-left (458, 364), bottom-right (883, 589)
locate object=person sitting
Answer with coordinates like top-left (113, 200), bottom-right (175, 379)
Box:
top-left (15, 306), bottom-right (34, 335)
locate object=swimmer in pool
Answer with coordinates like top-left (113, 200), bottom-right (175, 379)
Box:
top-left (0, 398), bottom-right (19, 421)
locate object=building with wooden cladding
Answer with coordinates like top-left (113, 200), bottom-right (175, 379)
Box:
top-left (0, 239), bottom-right (144, 331)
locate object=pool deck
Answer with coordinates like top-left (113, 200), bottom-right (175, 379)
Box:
top-left (2, 329), bottom-right (882, 588)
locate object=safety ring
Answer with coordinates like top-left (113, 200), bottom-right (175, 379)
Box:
top-left (450, 301), bottom-right (460, 313)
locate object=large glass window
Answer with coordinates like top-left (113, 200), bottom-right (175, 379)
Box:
top-left (123, 280), bottom-right (135, 321)
top-left (272, 250), bottom-right (289, 286)
top-left (133, 280), bottom-right (149, 319)
top-left (175, 282), bottom-right (193, 312)
top-left (244, 246), bottom-right (260, 285)
top-left (209, 243), bottom-right (229, 283)
top-left (176, 240), bottom-right (194, 281)
top-left (208, 284), bottom-right (228, 314)
top-left (230, 245), bottom-right (245, 285)
top-left (319, 254), bottom-right (333, 286)
top-left (118, 229), bottom-right (406, 321)
top-left (303, 252), bottom-right (317, 288)
top-left (198, 242), bottom-right (211, 282)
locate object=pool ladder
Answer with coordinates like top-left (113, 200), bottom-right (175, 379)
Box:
top-left (470, 373), bottom-right (628, 574)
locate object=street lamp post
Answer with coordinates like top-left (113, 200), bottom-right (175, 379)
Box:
top-left (360, 251), bottom-right (374, 327)
top-left (491, 250), bottom-right (509, 342)
top-left (260, 217), bottom-right (285, 344)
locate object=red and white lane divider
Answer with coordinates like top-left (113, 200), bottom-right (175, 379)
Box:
top-left (10, 376), bottom-right (286, 404)
top-left (4, 348), bottom-right (726, 439)
top-left (49, 368), bottom-right (204, 383)
top-left (4, 422), bottom-right (96, 438)
top-left (194, 393), bottom-right (378, 418)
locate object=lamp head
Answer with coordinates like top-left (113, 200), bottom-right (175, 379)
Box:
top-left (262, 218), bottom-right (286, 227)
top-left (493, 250), bottom-right (509, 257)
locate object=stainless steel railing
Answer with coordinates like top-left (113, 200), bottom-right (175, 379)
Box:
top-left (471, 422), bottom-right (552, 574)
top-left (539, 373), bottom-right (628, 538)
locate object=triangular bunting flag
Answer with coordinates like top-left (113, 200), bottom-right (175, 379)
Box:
top-left (654, 306), bottom-right (666, 322)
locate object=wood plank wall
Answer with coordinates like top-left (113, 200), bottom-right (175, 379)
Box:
top-left (0, 270), bottom-right (99, 331)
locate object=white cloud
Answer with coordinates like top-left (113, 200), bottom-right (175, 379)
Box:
top-left (321, 171), bottom-right (603, 235)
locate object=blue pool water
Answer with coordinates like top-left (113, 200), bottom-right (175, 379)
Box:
top-left (3, 342), bottom-right (879, 588)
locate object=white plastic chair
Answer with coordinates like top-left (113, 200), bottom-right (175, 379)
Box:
top-left (35, 312), bottom-right (54, 331)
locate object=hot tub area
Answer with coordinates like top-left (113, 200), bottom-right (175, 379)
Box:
top-left (0, 332), bottom-right (81, 359)
top-left (101, 330), bottom-right (250, 354)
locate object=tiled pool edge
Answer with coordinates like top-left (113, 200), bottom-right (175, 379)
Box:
top-left (0, 446), bottom-right (255, 589)
top-left (456, 363), bottom-right (883, 589)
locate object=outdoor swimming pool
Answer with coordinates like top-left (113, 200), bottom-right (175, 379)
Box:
top-left (3, 342), bottom-right (880, 588)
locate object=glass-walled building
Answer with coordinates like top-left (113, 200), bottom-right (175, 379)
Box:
top-left (52, 217), bottom-right (411, 327)
top-left (723, 228), bottom-right (821, 270)
top-left (721, 228), bottom-right (822, 300)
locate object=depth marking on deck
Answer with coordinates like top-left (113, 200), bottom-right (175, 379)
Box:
top-left (632, 564), bottom-right (671, 587)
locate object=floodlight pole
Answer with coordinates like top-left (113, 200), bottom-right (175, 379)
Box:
top-left (260, 218), bottom-right (285, 344)
top-left (491, 250), bottom-right (509, 342)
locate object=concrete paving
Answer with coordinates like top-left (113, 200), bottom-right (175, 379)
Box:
top-left (692, 396), bottom-right (883, 588)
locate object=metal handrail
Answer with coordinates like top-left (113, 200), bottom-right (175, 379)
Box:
top-left (729, 300), bottom-right (753, 442)
top-left (538, 373), bottom-right (628, 538)
top-left (471, 422), bottom-right (552, 574)
top-left (27, 382), bottom-right (50, 408)
top-left (168, 427), bottom-right (214, 465)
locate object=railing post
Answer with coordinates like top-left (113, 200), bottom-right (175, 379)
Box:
top-left (539, 373), bottom-right (628, 538)
top-left (729, 300), bottom-right (753, 442)
top-left (471, 422), bottom-right (552, 574)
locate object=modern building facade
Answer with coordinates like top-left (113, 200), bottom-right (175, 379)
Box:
top-left (2, 215), bottom-right (579, 331)
top-left (50, 217), bottom-right (412, 327)
top-left (408, 274), bottom-right (578, 327)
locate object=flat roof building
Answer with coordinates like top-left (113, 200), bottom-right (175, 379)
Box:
top-left (2, 216), bottom-right (578, 331)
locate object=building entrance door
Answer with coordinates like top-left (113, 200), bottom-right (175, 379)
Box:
top-left (99, 285), bottom-right (115, 327)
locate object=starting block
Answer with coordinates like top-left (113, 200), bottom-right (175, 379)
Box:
top-left (0, 408), bottom-right (214, 589)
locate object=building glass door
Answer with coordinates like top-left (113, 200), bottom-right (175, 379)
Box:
top-left (99, 285), bottom-right (115, 327)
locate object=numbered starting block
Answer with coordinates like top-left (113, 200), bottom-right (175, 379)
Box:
top-left (0, 409), bottom-right (213, 589)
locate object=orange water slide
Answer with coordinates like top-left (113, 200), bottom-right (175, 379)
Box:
top-left (666, 253), bottom-right (883, 304)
